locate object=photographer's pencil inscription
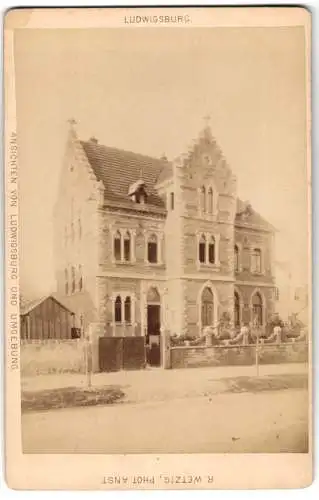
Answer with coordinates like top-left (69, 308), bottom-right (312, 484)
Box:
top-left (5, 7), bottom-right (311, 490)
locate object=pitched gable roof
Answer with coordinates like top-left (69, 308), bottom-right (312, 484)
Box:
top-left (20, 295), bottom-right (75, 316)
top-left (79, 138), bottom-right (273, 231)
top-left (80, 140), bottom-right (172, 210)
top-left (235, 199), bottom-right (275, 232)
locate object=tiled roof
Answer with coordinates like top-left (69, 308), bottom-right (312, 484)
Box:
top-left (80, 140), bottom-right (172, 210)
top-left (80, 139), bottom-right (273, 230)
top-left (235, 199), bottom-right (275, 231)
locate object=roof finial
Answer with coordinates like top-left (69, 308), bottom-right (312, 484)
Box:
top-left (160, 153), bottom-right (168, 161)
top-left (203, 114), bottom-right (211, 127)
top-left (68, 117), bottom-right (77, 128)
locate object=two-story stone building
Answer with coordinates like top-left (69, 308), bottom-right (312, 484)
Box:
top-left (54, 121), bottom-right (276, 355)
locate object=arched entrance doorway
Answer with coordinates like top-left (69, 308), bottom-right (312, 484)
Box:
top-left (234, 291), bottom-right (240, 327)
top-left (146, 287), bottom-right (161, 366)
top-left (201, 287), bottom-right (214, 328)
top-left (252, 292), bottom-right (263, 326)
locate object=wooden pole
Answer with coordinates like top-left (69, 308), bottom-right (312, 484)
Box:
top-left (81, 314), bottom-right (91, 389)
top-left (255, 326), bottom-right (260, 377)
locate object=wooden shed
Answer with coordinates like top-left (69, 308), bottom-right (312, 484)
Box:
top-left (20, 295), bottom-right (80, 340)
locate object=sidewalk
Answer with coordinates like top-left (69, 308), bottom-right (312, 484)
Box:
top-left (21, 362), bottom-right (308, 404)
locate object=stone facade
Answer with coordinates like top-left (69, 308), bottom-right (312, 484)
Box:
top-left (54, 123), bottom-right (276, 352)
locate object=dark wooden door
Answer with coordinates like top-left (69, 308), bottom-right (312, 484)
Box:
top-left (99, 337), bottom-right (122, 372)
top-left (147, 305), bottom-right (161, 366)
top-left (123, 337), bottom-right (146, 370)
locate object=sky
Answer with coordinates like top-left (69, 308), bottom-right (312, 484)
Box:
top-left (14, 27), bottom-right (309, 298)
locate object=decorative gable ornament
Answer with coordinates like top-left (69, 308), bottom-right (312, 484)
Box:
top-left (238, 202), bottom-right (253, 220)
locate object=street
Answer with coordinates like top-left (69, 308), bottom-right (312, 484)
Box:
top-left (22, 367), bottom-right (308, 454)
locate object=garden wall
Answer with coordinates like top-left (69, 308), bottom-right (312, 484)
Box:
top-left (21, 339), bottom-right (86, 376)
top-left (170, 342), bottom-right (308, 369)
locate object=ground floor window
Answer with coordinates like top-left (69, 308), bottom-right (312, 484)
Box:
top-left (234, 291), bottom-right (240, 326)
top-left (115, 295), bottom-right (122, 323)
top-left (252, 292), bottom-right (263, 325)
top-left (201, 287), bottom-right (214, 327)
top-left (124, 296), bottom-right (131, 323)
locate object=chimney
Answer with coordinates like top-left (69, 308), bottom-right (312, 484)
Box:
top-left (90, 136), bottom-right (98, 144)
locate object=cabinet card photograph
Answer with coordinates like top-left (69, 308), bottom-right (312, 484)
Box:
top-left (4, 6), bottom-right (312, 490)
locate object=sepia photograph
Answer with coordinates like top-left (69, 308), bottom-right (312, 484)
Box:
top-left (5, 6), bottom-right (311, 489)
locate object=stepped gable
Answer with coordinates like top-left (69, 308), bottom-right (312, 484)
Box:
top-left (80, 139), bottom-right (172, 210)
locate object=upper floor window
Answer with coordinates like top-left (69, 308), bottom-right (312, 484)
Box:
top-left (170, 192), bottom-right (175, 210)
top-left (199, 234), bottom-right (206, 263)
top-left (148, 233), bottom-right (158, 263)
top-left (208, 187), bottom-right (213, 214)
top-left (251, 248), bottom-right (262, 273)
top-left (114, 231), bottom-right (121, 261)
top-left (78, 265), bottom-right (83, 291)
top-left (113, 229), bottom-right (135, 263)
top-left (200, 186), bottom-right (206, 212)
top-left (199, 185), bottom-right (216, 215)
top-left (234, 245), bottom-right (239, 272)
top-left (124, 231), bottom-right (131, 262)
top-left (198, 233), bottom-right (219, 266)
top-left (208, 236), bottom-right (215, 264)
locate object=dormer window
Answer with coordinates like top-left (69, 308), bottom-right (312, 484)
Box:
top-left (128, 179), bottom-right (148, 204)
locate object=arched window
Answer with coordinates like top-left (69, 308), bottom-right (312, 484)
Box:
top-left (252, 292), bottom-right (263, 326)
top-left (170, 192), bottom-right (175, 210)
top-left (71, 266), bottom-right (76, 294)
top-left (234, 245), bottom-right (239, 272)
top-left (200, 186), bottom-right (206, 212)
top-left (208, 236), bottom-right (215, 264)
top-left (234, 291), bottom-right (240, 327)
top-left (208, 187), bottom-right (213, 214)
top-left (78, 265), bottom-right (83, 291)
top-left (199, 234), bottom-right (206, 263)
top-left (124, 296), bottom-right (131, 323)
top-left (201, 287), bottom-right (214, 327)
top-left (114, 231), bottom-right (121, 261)
top-left (148, 233), bottom-right (158, 263)
top-left (115, 296), bottom-right (122, 323)
top-left (124, 231), bottom-right (131, 261)
top-left (251, 248), bottom-right (262, 273)
top-left (64, 269), bottom-right (69, 295)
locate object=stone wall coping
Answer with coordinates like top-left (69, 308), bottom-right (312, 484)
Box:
top-left (20, 339), bottom-right (84, 344)
top-left (170, 342), bottom-right (308, 351)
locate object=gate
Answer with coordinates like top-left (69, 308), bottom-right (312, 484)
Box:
top-left (99, 337), bottom-right (146, 372)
